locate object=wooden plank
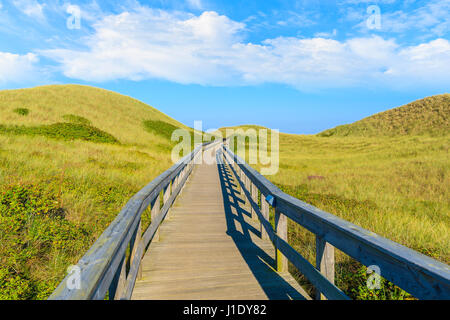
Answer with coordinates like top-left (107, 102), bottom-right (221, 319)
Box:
top-left (163, 182), bottom-right (171, 219)
top-left (316, 236), bottom-right (335, 300)
top-left (108, 255), bottom-right (126, 300)
top-left (151, 195), bottom-right (160, 242)
top-left (121, 158), bottom-right (196, 300)
top-left (223, 149), bottom-right (272, 242)
top-left (275, 235), bottom-right (349, 300)
top-left (244, 175), bottom-right (250, 206)
top-left (275, 209), bottom-right (288, 272)
top-left (132, 159), bottom-right (309, 300)
top-left (163, 183), bottom-right (171, 203)
top-left (251, 182), bottom-right (258, 220)
top-left (261, 195), bottom-right (270, 241)
top-left (130, 220), bottom-right (142, 268)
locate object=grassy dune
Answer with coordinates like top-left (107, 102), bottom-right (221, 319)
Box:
top-left (273, 134), bottom-right (448, 254)
top-left (0, 85), bottom-right (192, 299)
top-left (277, 134), bottom-right (449, 299)
top-left (319, 94), bottom-right (449, 137)
top-left (227, 97), bottom-right (449, 299)
top-left (1, 85), bottom-right (448, 300)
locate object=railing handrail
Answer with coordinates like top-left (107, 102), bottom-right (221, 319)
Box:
top-left (49, 142), bottom-right (213, 300)
top-left (222, 144), bottom-right (450, 300)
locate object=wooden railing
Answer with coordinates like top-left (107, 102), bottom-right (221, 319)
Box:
top-left (49, 142), bottom-right (214, 300)
top-left (220, 144), bottom-right (450, 300)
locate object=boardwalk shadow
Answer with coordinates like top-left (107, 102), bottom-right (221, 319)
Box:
top-left (216, 160), bottom-right (306, 300)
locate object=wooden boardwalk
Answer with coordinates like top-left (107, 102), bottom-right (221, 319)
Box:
top-left (49, 144), bottom-right (450, 300)
top-left (131, 157), bottom-right (309, 300)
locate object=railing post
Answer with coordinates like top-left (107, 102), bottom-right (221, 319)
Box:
top-left (130, 220), bottom-right (141, 265)
top-left (164, 182), bottom-right (171, 203)
top-left (175, 172), bottom-right (180, 190)
top-left (185, 163), bottom-right (189, 181)
top-left (109, 254), bottom-right (126, 300)
top-left (180, 166), bottom-right (187, 194)
top-left (275, 208), bottom-right (288, 272)
top-left (246, 176), bottom-right (251, 206)
top-left (163, 182), bottom-right (171, 218)
top-left (177, 172), bottom-right (182, 194)
top-left (251, 182), bottom-right (258, 220)
top-left (129, 220), bottom-right (142, 282)
top-left (315, 236), bottom-right (335, 300)
top-left (261, 194), bottom-right (269, 240)
top-left (243, 174), bottom-right (249, 206)
top-left (172, 176), bottom-right (177, 193)
top-left (151, 194), bottom-right (161, 242)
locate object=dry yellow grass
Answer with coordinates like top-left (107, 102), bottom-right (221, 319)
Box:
top-left (319, 94), bottom-right (449, 137)
top-left (224, 104), bottom-right (449, 299)
top-left (1, 85), bottom-right (448, 299)
top-left (0, 85), bottom-right (192, 299)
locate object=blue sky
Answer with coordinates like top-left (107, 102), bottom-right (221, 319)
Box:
top-left (0, 0), bottom-right (449, 133)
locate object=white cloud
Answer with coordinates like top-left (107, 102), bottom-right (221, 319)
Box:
top-left (42, 8), bottom-right (450, 91)
top-left (43, 9), bottom-right (246, 84)
top-left (13, 0), bottom-right (45, 21)
top-left (392, 39), bottom-right (450, 82)
top-left (0, 52), bottom-right (41, 85)
top-left (182, 10), bottom-right (244, 45)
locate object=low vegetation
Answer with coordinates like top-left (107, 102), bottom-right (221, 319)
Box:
top-left (13, 108), bottom-right (30, 116)
top-left (0, 85), bottom-right (447, 300)
top-left (227, 95), bottom-right (449, 299)
top-left (0, 84), bottom-right (192, 299)
top-left (0, 123), bottom-right (119, 144)
top-left (143, 119), bottom-right (200, 151)
top-left (62, 114), bottom-right (92, 125)
top-left (0, 184), bottom-right (91, 299)
top-left (143, 120), bottom-right (183, 141)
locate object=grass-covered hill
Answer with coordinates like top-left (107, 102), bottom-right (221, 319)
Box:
top-left (0, 85), bottom-right (195, 299)
top-left (319, 94), bottom-right (450, 137)
top-left (218, 124), bottom-right (269, 136)
top-left (1, 86), bottom-right (448, 300)
top-left (0, 84), bottom-right (192, 146)
top-left (225, 96), bottom-right (449, 299)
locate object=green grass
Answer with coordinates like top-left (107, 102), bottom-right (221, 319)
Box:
top-left (319, 94), bottom-right (449, 137)
top-left (1, 85), bottom-right (448, 300)
top-left (143, 119), bottom-right (211, 152)
top-left (0, 184), bottom-right (91, 299)
top-left (227, 93), bottom-right (449, 299)
top-left (234, 132), bottom-right (449, 299)
top-left (143, 120), bottom-right (183, 141)
top-left (13, 108), bottom-right (30, 116)
top-left (0, 123), bottom-right (119, 144)
top-left (62, 114), bottom-right (92, 125)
